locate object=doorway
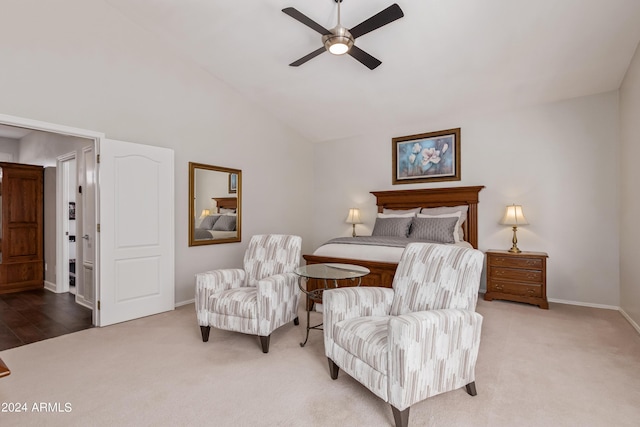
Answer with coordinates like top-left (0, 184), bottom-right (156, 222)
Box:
top-left (55, 152), bottom-right (80, 298)
top-left (0, 123), bottom-right (97, 327)
top-left (0, 112), bottom-right (176, 329)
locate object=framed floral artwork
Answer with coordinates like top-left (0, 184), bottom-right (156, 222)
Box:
top-left (392, 128), bottom-right (461, 184)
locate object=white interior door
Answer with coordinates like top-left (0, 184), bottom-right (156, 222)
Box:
top-left (76, 146), bottom-right (94, 308)
top-left (55, 152), bottom-right (76, 294)
top-left (98, 138), bottom-right (175, 326)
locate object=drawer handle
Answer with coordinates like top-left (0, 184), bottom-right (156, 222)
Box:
top-left (494, 285), bottom-right (503, 291)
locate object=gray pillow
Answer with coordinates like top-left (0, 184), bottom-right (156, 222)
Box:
top-left (372, 217), bottom-right (413, 237)
top-left (199, 215), bottom-right (221, 230)
top-left (408, 216), bottom-right (459, 243)
top-left (212, 215), bottom-right (236, 231)
top-left (420, 205), bottom-right (468, 241)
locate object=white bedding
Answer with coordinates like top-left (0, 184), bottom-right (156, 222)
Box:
top-left (313, 240), bottom-right (473, 264)
top-left (204, 230), bottom-right (237, 240)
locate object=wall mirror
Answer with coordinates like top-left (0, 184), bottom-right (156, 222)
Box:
top-left (189, 162), bottom-right (242, 246)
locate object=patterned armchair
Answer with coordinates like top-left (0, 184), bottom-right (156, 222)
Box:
top-left (323, 243), bottom-right (484, 427)
top-left (195, 234), bottom-right (302, 353)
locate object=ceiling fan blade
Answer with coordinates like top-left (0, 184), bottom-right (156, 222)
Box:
top-left (348, 45), bottom-right (382, 70)
top-left (349, 3), bottom-right (404, 39)
top-left (282, 7), bottom-right (332, 35)
top-left (289, 47), bottom-right (326, 67)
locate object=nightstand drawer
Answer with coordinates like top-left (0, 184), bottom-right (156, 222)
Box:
top-left (488, 280), bottom-right (542, 298)
top-left (489, 256), bottom-right (543, 270)
top-left (490, 267), bottom-right (542, 283)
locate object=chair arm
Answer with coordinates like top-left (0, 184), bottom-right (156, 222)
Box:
top-left (256, 272), bottom-right (300, 335)
top-left (388, 309), bottom-right (483, 410)
top-left (195, 269), bottom-right (246, 326)
top-left (323, 287), bottom-right (394, 346)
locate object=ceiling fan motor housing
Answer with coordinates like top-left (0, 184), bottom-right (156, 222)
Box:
top-left (322, 26), bottom-right (354, 55)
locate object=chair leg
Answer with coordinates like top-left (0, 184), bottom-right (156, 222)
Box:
top-left (327, 358), bottom-right (339, 380)
top-left (293, 316), bottom-right (299, 326)
top-left (259, 335), bottom-right (271, 353)
top-left (200, 326), bottom-right (210, 342)
top-left (391, 405), bottom-right (410, 427)
top-left (465, 381), bottom-right (477, 396)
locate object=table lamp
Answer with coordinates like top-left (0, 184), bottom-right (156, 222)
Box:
top-left (500, 204), bottom-right (528, 253)
top-left (345, 208), bottom-right (362, 237)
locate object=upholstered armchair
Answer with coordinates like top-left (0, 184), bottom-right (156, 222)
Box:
top-left (323, 242), bottom-right (484, 427)
top-left (195, 234), bottom-right (302, 353)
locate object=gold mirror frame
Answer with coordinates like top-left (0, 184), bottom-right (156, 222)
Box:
top-left (189, 162), bottom-right (242, 246)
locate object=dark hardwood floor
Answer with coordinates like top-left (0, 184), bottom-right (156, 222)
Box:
top-left (0, 289), bottom-right (93, 351)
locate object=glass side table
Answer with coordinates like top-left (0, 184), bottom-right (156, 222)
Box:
top-left (295, 263), bottom-right (370, 347)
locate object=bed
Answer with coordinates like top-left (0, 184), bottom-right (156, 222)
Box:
top-left (303, 186), bottom-right (484, 290)
top-left (194, 197), bottom-right (238, 240)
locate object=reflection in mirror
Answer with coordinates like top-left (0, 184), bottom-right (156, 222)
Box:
top-left (189, 162), bottom-right (242, 246)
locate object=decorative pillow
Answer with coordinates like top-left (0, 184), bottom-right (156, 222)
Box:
top-left (377, 212), bottom-right (416, 218)
top-left (219, 208), bottom-right (236, 214)
top-left (372, 217), bottom-right (413, 237)
top-left (417, 211), bottom-right (462, 243)
top-left (420, 205), bottom-right (468, 242)
top-left (212, 214), bottom-right (236, 231)
top-left (408, 216), bottom-right (459, 243)
top-left (199, 215), bottom-right (221, 230)
top-left (382, 207), bottom-right (421, 215)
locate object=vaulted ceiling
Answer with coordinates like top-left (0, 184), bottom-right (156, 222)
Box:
top-left (99, 1), bottom-right (640, 142)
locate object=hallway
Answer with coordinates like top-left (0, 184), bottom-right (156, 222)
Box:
top-left (0, 289), bottom-right (92, 351)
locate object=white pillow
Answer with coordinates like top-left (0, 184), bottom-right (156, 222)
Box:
top-left (417, 211), bottom-right (462, 243)
top-left (382, 207), bottom-right (421, 215)
top-left (377, 212), bottom-right (417, 218)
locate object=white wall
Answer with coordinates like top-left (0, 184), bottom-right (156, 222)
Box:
top-left (620, 42), bottom-right (640, 329)
top-left (19, 131), bottom-right (92, 165)
top-left (312, 91), bottom-right (620, 307)
top-left (43, 167), bottom-right (57, 285)
top-left (0, 0), bottom-right (314, 304)
top-left (0, 136), bottom-right (19, 161)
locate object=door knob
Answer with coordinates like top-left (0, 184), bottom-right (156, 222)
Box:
top-left (82, 234), bottom-right (90, 240)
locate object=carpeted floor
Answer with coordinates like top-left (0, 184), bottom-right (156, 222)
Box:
top-left (0, 298), bottom-right (639, 427)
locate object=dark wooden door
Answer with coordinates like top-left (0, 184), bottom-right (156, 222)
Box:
top-left (0, 162), bottom-right (44, 294)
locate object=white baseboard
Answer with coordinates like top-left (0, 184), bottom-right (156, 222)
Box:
top-left (547, 297), bottom-right (620, 311)
top-left (619, 308), bottom-right (640, 335)
top-left (176, 298), bottom-right (195, 307)
top-left (44, 281), bottom-right (61, 293)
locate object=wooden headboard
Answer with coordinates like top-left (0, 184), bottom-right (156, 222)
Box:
top-left (370, 186), bottom-right (484, 248)
top-left (212, 197), bottom-right (237, 212)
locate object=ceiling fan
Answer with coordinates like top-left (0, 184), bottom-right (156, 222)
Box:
top-left (282, 1), bottom-right (404, 70)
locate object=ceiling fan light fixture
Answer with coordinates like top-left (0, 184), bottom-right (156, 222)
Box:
top-left (323, 27), bottom-right (354, 55)
top-left (328, 40), bottom-right (350, 55)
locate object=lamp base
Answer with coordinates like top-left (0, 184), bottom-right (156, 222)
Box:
top-left (508, 226), bottom-right (521, 253)
top-left (351, 224), bottom-right (357, 238)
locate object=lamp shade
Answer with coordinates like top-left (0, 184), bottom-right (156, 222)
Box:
top-left (345, 208), bottom-right (362, 224)
top-left (500, 204), bottom-right (529, 226)
top-left (200, 209), bottom-right (211, 218)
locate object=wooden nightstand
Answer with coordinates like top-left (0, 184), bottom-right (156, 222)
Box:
top-left (484, 250), bottom-right (549, 309)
